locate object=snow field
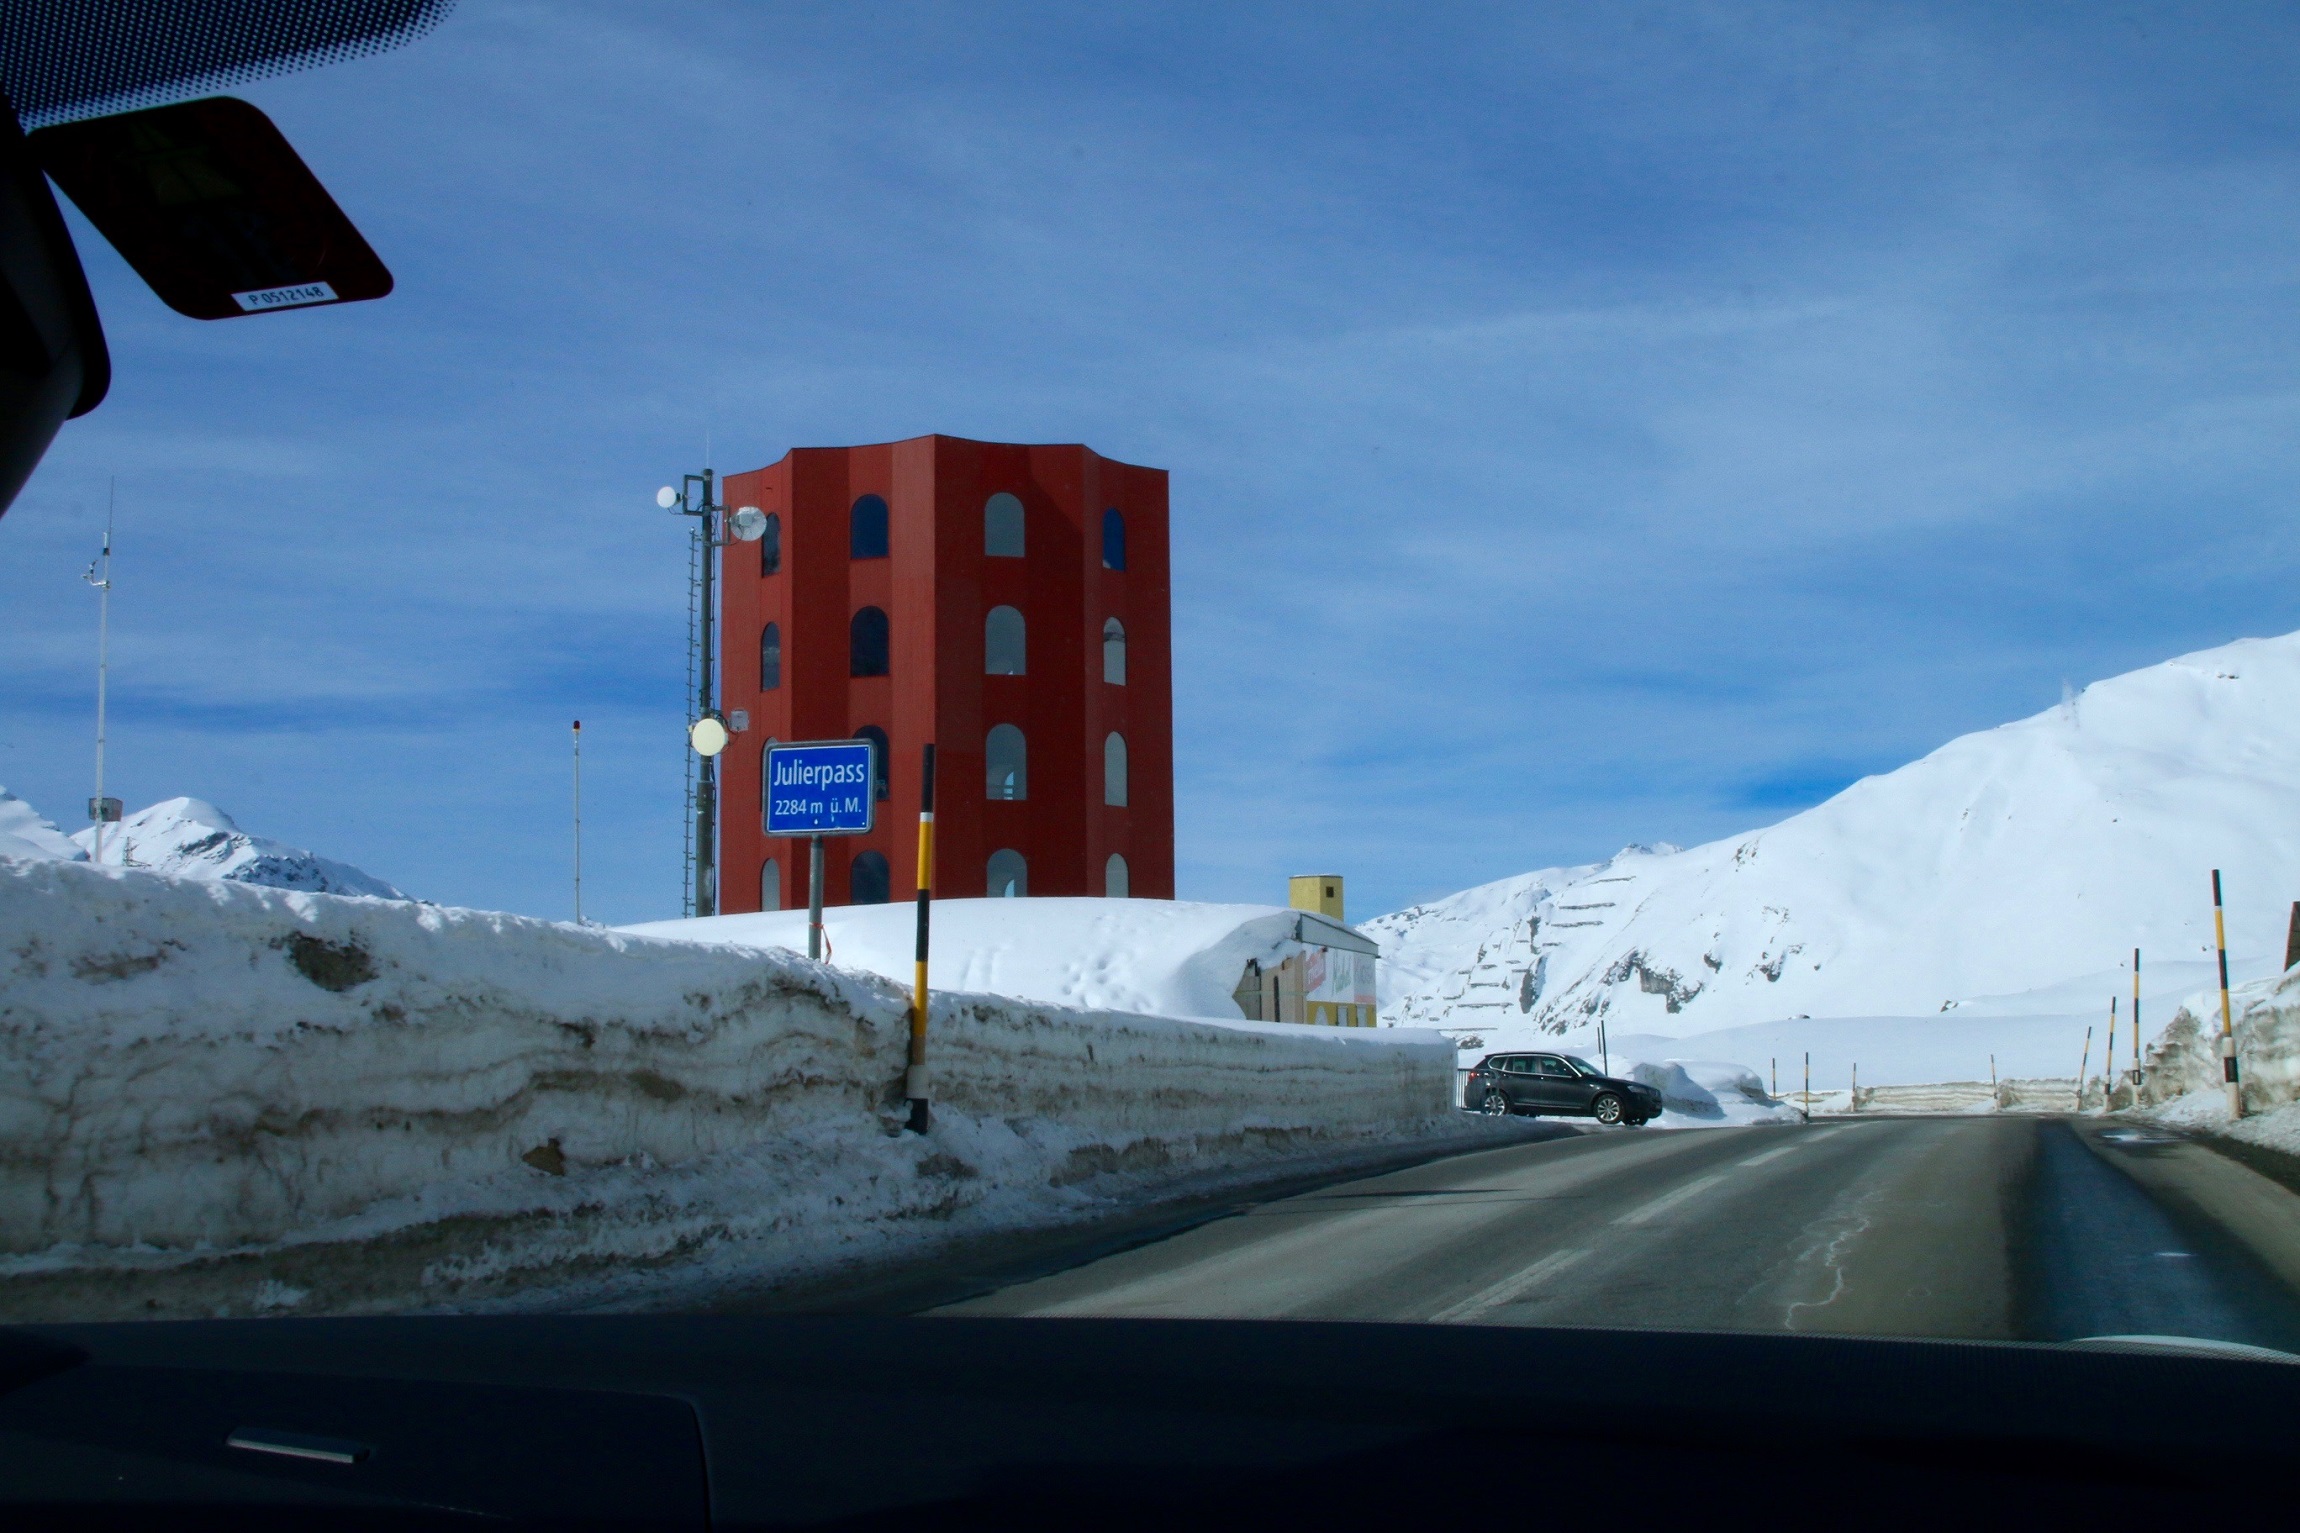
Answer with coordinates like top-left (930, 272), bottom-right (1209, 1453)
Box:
top-left (624, 897), bottom-right (1328, 1022)
top-left (0, 857), bottom-right (1459, 1316)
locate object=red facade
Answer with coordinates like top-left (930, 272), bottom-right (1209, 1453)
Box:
top-left (718, 435), bottom-right (1173, 910)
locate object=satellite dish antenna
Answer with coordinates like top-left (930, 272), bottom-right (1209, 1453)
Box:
top-left (730, 506), bottom-right (767, 541)
top-left (656, 485), bottom-right (679, 510)
top-left (689, 715), bottom-right (729, 757)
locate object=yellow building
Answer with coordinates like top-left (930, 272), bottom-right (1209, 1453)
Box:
top-left (1233, 876), bottom-right (1379, 1027)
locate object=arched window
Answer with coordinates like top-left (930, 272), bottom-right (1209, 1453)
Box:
top-left (850, 850), bottom-right (891, 905)
top-left (760, 859), bottom-right (781, 912)
top-left (759, 512), bottom-right (781, 577)
top-left (1102, 617), bottom-right (1125, 685)
top-left (986, 723), bottom-right (1027, 801)
top-left (850, 606), bottom-right (889, 677)
top-left (1105, 853), bottom-right (1129, 898)
top-left (850, 494), bottom-right (889, 559)
top-left (855, 724), bottom-right (890, 800)
top-left (1101, 507), bottom-right (1126, 571)
top-left (985, 605), bottom-right (1026, 675)
top-left (987, 848), bottom-right (1027, 898)
top-left (1104, 732), bottom-right (1128, 807)
top-left (759, 622), bottom-right (781, 691)
top-left (984, 492), bottom-right (1024, 557)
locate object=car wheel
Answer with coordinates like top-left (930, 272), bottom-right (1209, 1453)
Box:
top-left (1591, 1092), bottom-right (1624, 1125)
top-left (1480, 1090), bottom-right (1512, 1117)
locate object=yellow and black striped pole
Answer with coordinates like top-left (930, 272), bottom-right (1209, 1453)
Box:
top-left (906, 744), bottom-right (937, 1134)
top-left (2132, 948), bottom-right (2143, 1086)
top-left (2214, 870), bottom-right (2243, 1119)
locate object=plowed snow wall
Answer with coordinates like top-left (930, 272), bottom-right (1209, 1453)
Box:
top-left (2139, 966), bottom-right (2300, 1114)
top-left (0, 861), bottom-right (1452, 1255)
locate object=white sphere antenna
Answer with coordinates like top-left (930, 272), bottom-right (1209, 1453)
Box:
top-left (730, 506), bottom-right (767, 541)
top-left (656, 485), bottom-right (679, 509)
top-left (689, 716), bottom-right (729, 757)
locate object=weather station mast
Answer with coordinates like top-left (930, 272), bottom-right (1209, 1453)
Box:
top-left (660, 472), bottom-right (767, 917)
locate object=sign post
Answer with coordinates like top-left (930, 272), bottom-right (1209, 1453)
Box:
top-left (765, 739), bottom-right (879, 965)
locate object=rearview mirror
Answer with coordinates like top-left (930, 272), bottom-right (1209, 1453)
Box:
top-left (32, 96), bottom-right (392, 320)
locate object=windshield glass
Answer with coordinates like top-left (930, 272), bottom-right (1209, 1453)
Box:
top-left (4, 2), bottom-right (2298, 1364)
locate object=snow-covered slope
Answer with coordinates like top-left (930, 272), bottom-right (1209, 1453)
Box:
top-left (0, 785), bottom-right (82, 863)
top-left (1374, 631), bottom-right (2300, 1039)
top-left (68, 796), bottom-right (407, 899)
top-left (623, 899), bottom-right (1315, 1022)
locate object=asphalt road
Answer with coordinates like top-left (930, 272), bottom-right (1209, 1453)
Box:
top-left (940, 1116), bottom-right (2300, 1347)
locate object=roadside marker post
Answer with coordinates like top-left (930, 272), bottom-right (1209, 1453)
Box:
top-left (2103, 998), bottom-right (2116, 1110)
top-left (2213, 870), bottom-right (2243, 1119)
top-left (1802, 1052), bottom-right (1810, 1124)
top-left (906, 744), bottom-right (937, 1135)
top-left (764, 739), bottom-right (878, 965)
top-left (2133, 948), bottom-right (2142, 1084)
top-left (2074, 1026), bottom-right (2092, 1113)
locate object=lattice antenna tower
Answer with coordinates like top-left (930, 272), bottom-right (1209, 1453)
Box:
top-left (681, 515), bottom-right (703, 917)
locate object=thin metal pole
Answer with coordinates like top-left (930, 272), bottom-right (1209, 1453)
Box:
top-left (807, 834), bottom-right (825, 961)
top-left (83, 485), bottom-right (113, 864)
top-left (1802, 1051), bottom-right (1810, 1123)
top-left (695, 471), bottom-right (719, 918)
top-left (2074, 1026), bottom-right (2092, 1112)
top-left (907, 744), bottom-right (937, 1134)
top-left (2213, 870), bottom-right (2241, 1118)
top-left (572, 720), bottom-right (583, 924)
top-left (2103, 997), bottom-right (2116, 1109)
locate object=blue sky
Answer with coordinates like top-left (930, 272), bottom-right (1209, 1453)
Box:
top-left (5, 1), bottom-right (2300, 923)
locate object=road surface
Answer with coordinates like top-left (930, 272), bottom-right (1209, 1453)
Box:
top-left (941, 1116), bottom-right (2300, 1347)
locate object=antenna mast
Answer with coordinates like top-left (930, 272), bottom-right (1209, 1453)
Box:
top-left (662, 471), bottom-right (727, 918)
top-left (81, 483), bottom-right (119, 860)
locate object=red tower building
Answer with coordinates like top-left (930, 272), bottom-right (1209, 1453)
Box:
top-left (718, 435), bottom-right (1173, 910)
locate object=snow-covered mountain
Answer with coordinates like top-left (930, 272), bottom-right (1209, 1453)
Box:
top-left (1371, 631), bottom-right (2300, 1038)
top-left (0, 786), bottom-right (83, 863)
top-left (65, 796), bottom-right (408, 899)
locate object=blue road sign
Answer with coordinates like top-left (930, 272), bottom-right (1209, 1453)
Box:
top-left (765, 739), bottom-right (877, 837)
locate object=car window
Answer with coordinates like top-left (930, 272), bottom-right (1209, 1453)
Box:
top-left (10, 2), bottom-right (2297, 1385)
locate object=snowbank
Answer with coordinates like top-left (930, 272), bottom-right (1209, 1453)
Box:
top-left (0, 858), bottom-right (1457, 1318)
top-left (2137, 966), bottom-right (2300, 1131)
top-left (625, 898), bottom-right (1334, 1021)
top-left (1625, 1059), bottom-right (1799, 1125)
top-left (1374, 630), bottom-right (2300, 1038)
